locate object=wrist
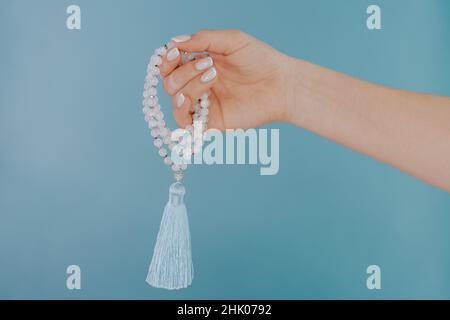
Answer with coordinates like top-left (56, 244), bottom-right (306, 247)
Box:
top-left (282, 56), bottom-right (333, 131)
top-left (281, 56), bottom-right (311, 125)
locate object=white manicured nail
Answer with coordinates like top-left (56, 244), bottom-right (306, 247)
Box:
top-left (195, 57), bottom-right (213, 71)
top-left (171, 35), bottom-right (191, 43)
top-left (176, 93), bottom-right (185, 108)
top-left (167, 47), bottom-right (179, 61)
top-left (200, 67), bottom-right (217, 83)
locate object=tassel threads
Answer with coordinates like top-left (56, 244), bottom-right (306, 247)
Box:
top-left (146, 182), bottom-right (194, 289)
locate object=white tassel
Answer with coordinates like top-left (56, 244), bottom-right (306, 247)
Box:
top-left (146, 182), bottom-right (194, 289)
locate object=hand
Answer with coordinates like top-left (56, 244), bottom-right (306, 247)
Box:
top-left (159, 29), bottom-right (293, 130)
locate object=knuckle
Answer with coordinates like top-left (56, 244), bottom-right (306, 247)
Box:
top-left (230, 29), bottom-right (247, 40)
top-left (197, 28), bottom-right (211, 36)
top-left (159, 65), bottom-right (168, 77)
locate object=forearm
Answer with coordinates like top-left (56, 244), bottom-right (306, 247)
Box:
top-left (286, 58), bottom-right (450, 191)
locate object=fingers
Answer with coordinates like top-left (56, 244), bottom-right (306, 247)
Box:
top-left (172, 29), bottom-right (250, 55)
top-left (172, 67), bottom-right (218, 128)
top-left (159, 46), bottom-right (181, 77)
top-left (163, 56), bottom-right (213, 95)
top-left (172, 92), bottom-right (192, 128)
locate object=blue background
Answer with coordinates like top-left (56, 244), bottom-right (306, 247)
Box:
top-left (1, 0), bottom-right (450, 299)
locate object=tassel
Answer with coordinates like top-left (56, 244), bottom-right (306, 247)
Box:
top-left (146, 182), bottom-right (194, 289)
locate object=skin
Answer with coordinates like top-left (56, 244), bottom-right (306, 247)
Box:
top-left (160, 29), bottom-right (450, 192)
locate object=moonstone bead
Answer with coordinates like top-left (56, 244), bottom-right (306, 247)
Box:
top-left (148, 119), bottom-right (158, 128)
top-left (150, 55), bottom-right (162, 66)
top-left (151, 128), bottom-right (160, 138)
top-left (164, 156), bottom-right (172, 166)
top-left (147, 87), bottom-right (157, 96)
top-left (155, 47), bottom-right (166, 56)
top-left (150, 77), bottom-right (158, 86)
top-left (155, 110), bottom-right (164, 120)
top-left (158, 119), bottom-right (166, 128)
top-left (149, 66), bottom-right (160, 75)
top-left (147, 97), bottom-right (158, 107)
top-left (171, 164), bottom-right (180, 172)
top-left (159, 127), bottom-right (169, 138)
top-left (146, 75), bottom-right (156, 84)
top-left (200, 99), bottom-right (209, 108)
top-left (174, 171), bottom-right (183, 182)
top-left (162, 135), bottom-right (171, 145)
top-left (154, 138), bottom-right (163, 148)
top-left (159, 148), bottom-right (167, 157)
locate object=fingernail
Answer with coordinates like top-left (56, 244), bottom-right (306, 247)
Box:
top-left (167, 47), bottom-right (179, 61)
top-left (176, 93), bottom-right (185, 108)
top-left (166, 41), bottom-right (175, 50)
top-left (200, 67), bottom-right (217, 83)
top-left (195, 57), bottom-right (213, 71)
top-left (171, 35), bottom-right (191, 43)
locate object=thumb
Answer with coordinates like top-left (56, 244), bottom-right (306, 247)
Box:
top-left (171, 29), bottom-right (249, 55)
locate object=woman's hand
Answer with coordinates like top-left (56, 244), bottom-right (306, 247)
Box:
top-left (159, 28), bottom-right (450, 191)
top-left (159, 29), bottom-right (293, 130)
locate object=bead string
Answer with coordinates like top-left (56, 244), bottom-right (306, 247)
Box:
top-left (143, 42), bottom-right (210, 182)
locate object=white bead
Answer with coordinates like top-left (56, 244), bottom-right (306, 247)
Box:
top-left (147, 97), bottom-right (158, 107)
top-left (171, 164), bottom-right (180, 172)
top-left (161, 128), bottom-right (170, 137)
top-left (146, 75), bottom-right (156, 84)
top-left (180, 163), bottom-right (187, 170)
top-left (200, 108), bottom-right (209, 116)
top-left (144, 114), bottom-right (150, 122)
top-left (155, 47), bottom-right (166, 56)
top-left (150, 55), bottom-right (162, 66)
top-left (158, 119), bottom-right (166, 128)
top-left (148, 119), bottom-right (159, 128)
top-left (147, 108), bottom-right (157, 116)
top-left (164, 157), bottom-right (173, 165)
top-left (142, 106), bottom-right (150, 114)
top-left (159, 148), bottom-right (167, 157)
top-left (163, 135), bottom-right (171, 144)
top-left (155, 110), bottom-right (164, 120)
top-left (149, 66), bottom-right (160, 75)
top-left (174, 171), bottom-right (183, 182)
top-left (150, 77), bottom-right (158, 86)
top-left (200, 99), bottom-right (209, 108)
top-left (151, 128), bottom-right (160, 138)
top-left (154, 138), bottom-right (163, 148)
top-left (147, 87), bottom-right (157, 96)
